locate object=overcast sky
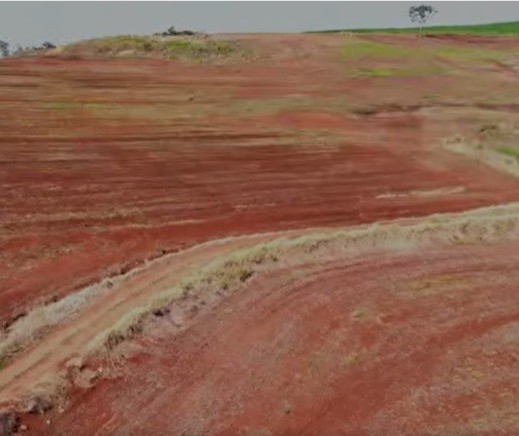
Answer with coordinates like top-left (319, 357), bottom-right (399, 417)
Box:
top-left (1, 2), bottom-right (519, 47)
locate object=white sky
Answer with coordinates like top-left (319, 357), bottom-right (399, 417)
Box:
top-left (1, 2), bottom-right (519, 47)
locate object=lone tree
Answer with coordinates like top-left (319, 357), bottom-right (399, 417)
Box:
top-left (409, 4), bottom-right (438, 37)
top-left (0, 40), bottom-right (9, 57)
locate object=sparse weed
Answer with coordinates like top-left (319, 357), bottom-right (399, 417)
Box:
top-left (238, 268), bottom-right (254, 282)
top-left (352, 64), bottom-right (447, 78)
top-left (342, 40), bottom-right (409, 61)
top-left (479, 123), bottom-right (499, 134)
top-left (497, 146), bottom-right (519, 162)
top-left (342, 350), bottom-right (363, 367)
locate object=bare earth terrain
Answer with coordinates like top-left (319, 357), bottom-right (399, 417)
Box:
top-left (1, 33), bottom-right (519, 434)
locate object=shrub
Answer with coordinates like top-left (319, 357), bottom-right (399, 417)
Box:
top-left (154, 25), bottom-right (198, 37)
top-left (0, 40), bottom-right (9, 57)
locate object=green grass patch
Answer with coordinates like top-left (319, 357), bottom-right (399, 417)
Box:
top-left (340, 37), bottom-right (512, 79)
top-left (355, 67), bottom-right (405, 77)
top-left (308, 20), bottom-right (519, 36)
top-left (430, 44), bottom-right (508, 62)
top-left (342, 39), bottom-right (409, 61)
top-left (497, 146), bottom-right (519, 161)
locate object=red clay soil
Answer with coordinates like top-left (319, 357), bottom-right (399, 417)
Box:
top-left (37, 238), bottom-right (519, 435)
top-left (3, 33), bottom-right (519, 434)
top-left (2, 49), bottom-right (519, 327)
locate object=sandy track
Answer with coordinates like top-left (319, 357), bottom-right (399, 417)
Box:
top-left (0, 230), bottom-right (299, 407)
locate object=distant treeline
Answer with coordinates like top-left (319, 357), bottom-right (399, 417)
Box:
top-left (0, 40), bottom-right (56, 57)
top-left (0, 25), bottom-right (205, 59)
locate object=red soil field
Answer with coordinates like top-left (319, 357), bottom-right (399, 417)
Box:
top-left (2, 33), bottom-right (519, 435)
top-left (2, 40), bottom-right (519, 326)
top-left (37, 238), bottom-right (519, 435)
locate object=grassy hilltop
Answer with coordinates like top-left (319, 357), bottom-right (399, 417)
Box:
top-left (308, 20), bottom-right (519, 36)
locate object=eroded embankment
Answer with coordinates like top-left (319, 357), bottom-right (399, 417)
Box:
top-left (50, 240), bottom-right (519, 435)
top-left (57, 238), bottom-right (519, 435)
top-left (1, 202), bottom-right (519, 433)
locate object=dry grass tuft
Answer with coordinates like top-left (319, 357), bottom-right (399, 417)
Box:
top-left (0, 274), bottom-right (131, 366)
top-left (443, 128), bottom-right (519, 177)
